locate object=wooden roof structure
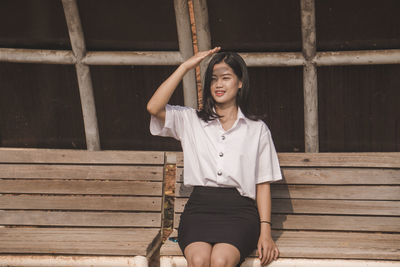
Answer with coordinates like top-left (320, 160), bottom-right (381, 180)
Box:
top-left (1, 0), bottom-right (399, 152)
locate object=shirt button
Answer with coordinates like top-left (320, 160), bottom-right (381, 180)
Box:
top-left (219, 152), bottom-right (224, 157)
top-left (221, 135), bottom-right (226, 140)
top-left (217, 171), bottom-right (222, 176)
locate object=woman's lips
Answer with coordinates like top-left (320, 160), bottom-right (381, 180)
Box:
top-left (215, 90), bottom-right (225, 96)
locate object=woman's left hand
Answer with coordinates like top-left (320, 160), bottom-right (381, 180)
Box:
top-left (257, 234), bottom-right (279, 266)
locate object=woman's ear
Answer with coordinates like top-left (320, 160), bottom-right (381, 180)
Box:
top-left (238, 80), bottom-right (243, 89)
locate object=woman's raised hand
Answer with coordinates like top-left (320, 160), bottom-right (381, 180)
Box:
top-left (181, 47), bottom-right (221, 71)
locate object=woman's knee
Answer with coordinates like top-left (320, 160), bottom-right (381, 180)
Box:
top-left (210, 244), bottom-right (240, 267)
top-left (184, 242), bottom-right (212, 267)
top-left (210, 255), bottom-right (230, 267)
top-left (187, 253), bottom-right (211, 267)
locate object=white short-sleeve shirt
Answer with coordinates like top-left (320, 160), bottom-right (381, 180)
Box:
top-left (150, 104), bottom-right (282, 200)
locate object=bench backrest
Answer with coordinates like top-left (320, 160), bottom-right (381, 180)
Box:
top-left (171, 152), bottom-right (400, 261)
top-left (0, 148), bottom-right (165, 256)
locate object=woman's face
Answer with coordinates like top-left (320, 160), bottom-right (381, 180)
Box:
top-left (210, 62), bottom-right (242, 107)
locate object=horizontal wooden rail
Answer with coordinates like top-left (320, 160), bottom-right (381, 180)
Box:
top-left (2, 48), bottom-right (400, 67)
top-left (0, 48), bottom-right (76, 64)
top-left (82, 51), bottom-right (184, 65)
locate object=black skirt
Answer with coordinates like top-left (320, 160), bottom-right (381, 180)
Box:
top-left (178, 186), bottom-right (260, 265)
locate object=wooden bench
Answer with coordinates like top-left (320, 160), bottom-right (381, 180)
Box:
top-left (160, 152), bottom-right (400, 267)
top-left (0, 148), bottom-right (165, 267)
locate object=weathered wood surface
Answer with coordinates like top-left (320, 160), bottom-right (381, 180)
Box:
top-left (0, 228), bottom-right (160, 255)
top-left (0, 164), bottom-right (163, 180)
top-left (83, 51), bottom-right (184, 65)
top-left (0, 149), bottom-right (165, 258)
top-left (278, 153), bottom-right (400, 168)
top-left (0, 148), bottom-right (164, 164)
top-left (0, 180), bottom-right (162, 196)
top-left (171, 152), bottom-right (400, 167)
top-left (173, 213), bottom-right (399, 232)
top-left (174, 198), bottom-right (400, 216)
top-left (161, 230), bottom-right (400, 260)
top-left (176, 167), bottom-right (400, 184)
top-left (314, 49), bottom-right (400, 66)
top-left (175, 183), bottom-right (400, 200)
top-left (0, 211), bottom-right (161, 227)
top-left (0, 195), bottom-right (161, 211)
top-left (0, 48), bottom-right (76, 64)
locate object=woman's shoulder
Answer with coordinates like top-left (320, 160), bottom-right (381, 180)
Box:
top-left (166, 104), bottom-right (195, 111)
top-left (166, 104), bottom-right (199, 119)
top-left (245, 117), bottom-right (271, 134)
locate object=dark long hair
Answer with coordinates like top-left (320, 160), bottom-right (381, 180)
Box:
top-left (196, 52), bottom-right (258, 122)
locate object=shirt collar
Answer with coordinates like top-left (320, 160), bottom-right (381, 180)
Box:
top-left (200, 107), bottom-right (247, 128)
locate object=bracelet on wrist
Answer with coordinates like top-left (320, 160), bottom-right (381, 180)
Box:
top-left (260, 220), bottom-right (272, 226)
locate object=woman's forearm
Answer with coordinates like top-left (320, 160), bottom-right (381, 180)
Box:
top-left (146, 47), bottom-right (221, 121)
top-left (256, 182), bottom-right (272, 236)
top-left (146, 64), bottom-right (189, 120)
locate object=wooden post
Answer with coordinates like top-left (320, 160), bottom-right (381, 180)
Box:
top-left (174, 0), bottom-right (197, 108)
top-left (192, 0), bottom-right (212, 83)
top-left (301, 0), bottom-right (319, 153)
top-left (62, 0), bottom-right (100, 151)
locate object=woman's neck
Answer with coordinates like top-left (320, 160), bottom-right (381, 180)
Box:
top-left (215, 104), bottom-right (238, 122)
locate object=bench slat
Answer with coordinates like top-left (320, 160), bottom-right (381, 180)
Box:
top-left (0, 164), bottom-right (163, 181)
top-left (161, 230), bottom-right (400, 260)
top-left (173, 213), bottom-right (400, 232)
top-left (0, 148), bottom-right (164, 165)
top-left (281, 168), bottom-right (400, 184)
top-left (0, 180), bottom-right (162, 196)
top-left (176, 168), bottom-right (400, 184)
top-left (174, 198), bottom-right (400, 216)
top-left (272, 185), bottom-right (400, 200)
top-left (278, 153), bottom-right (400, 168)
top-left (171, 152), bottom-right (400, 168)
top-left (0, 211), bottom-right (161, 227)
top-left (0, 195), bottom-right (161, 211)
top-left (0, 227), bottom-right (160, 255)
top-left (174, 183), bottom-right (399, 200)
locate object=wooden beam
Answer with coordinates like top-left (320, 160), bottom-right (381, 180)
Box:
top-left (301, 0), bottom-right (319, 152)
top-left (62, 0), bottom-right (100, 151)
top-left (0, 48), bottom-right (75, 64)
top-left (174, 0), bottom-right (197, 108)
top-left (240, 52), bottom-right (305, 66)
top-left (82, 51), bottom-right (183, 65)
top-left (2, 48), bottom-right (400, 67)
top-left (315, 49), bottom-right (400, 66)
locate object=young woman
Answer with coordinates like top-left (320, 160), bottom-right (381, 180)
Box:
top-left (147, 47), bottom-right (282, 267)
